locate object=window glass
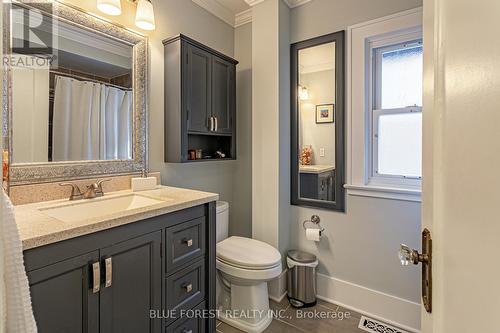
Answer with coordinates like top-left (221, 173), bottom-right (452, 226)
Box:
top-left (380, 44), bottom-right (422, 109)
top-left (377, 112), bottom-right (422, 178)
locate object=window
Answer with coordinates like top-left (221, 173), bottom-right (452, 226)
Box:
top-left (371, 39), bottom-right (423, 187)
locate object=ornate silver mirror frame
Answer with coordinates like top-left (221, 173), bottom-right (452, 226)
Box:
top-left (2, 0), bottom-right (148, 187)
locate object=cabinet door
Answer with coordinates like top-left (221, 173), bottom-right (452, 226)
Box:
top-left (99, 232), bottom-right (162, 333)
top-left (27, 251), bottom-right (100, 333)
top-left (185, 44), bottom-right (212, 133)
top-left (211, 56), bottom-right (235, 134)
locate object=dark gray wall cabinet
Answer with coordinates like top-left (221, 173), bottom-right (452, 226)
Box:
top-left (163, 34), bottom-right (238, 162)
top-left (24, 203), bottom-right (217, 333)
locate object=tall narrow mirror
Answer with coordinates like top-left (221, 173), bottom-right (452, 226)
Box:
top-left (291, 31), bottom-right (345, 211)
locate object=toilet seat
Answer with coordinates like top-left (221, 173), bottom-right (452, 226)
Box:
top-left (216, 236), bottom-right (282, 281)
top-left (216, 236), bottom-right (282, 269)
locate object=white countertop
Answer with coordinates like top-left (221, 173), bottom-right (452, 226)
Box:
top-left (299, 165), bottom-right (335, 174)
top-left (15, 185), bottom-right (218, 250)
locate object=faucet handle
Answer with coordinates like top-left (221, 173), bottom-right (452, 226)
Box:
top-left (59, 182), bottom-right (83, 200)
top-left (96, 178), bottom-right (111, 194)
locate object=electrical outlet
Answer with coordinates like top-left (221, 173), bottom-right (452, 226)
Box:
top-left (320, 148), bottom-right (325, 157)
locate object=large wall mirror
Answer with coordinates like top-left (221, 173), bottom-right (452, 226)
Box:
top-left (2, 1), bottom-right (148, 187)
top-left (291, 31), bottom-right (345, 211)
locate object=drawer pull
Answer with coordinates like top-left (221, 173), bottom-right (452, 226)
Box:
top-left (92, 262), bottom-right (100, 294)
top-left (182, 283), bottom-right (193, 293)
top-left (105, 257), bottom-right (112, 288)
top-left (183, 238), bottom-right (193, 247)
top-left (182, 329), bottom-right (193, 333)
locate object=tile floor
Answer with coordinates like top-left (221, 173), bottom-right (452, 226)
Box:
top-left (216, 298), bottom-right (365, 333)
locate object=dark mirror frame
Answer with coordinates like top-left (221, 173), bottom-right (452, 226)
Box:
top-left (291, 31), bottom-right (345, 212)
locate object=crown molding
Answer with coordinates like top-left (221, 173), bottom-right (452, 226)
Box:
top-left (192, 0), bottom-right (312, 28)
top-left (282, 0), bottom-right (312, 8)
top-left (192, 0), bottom-right (236, 27)
top-left (244, 0), bottom-right (265, 6)
top-left (235, 8), bottom-right (252, 27)
top-left (245, 0), bottom-right (312, 8)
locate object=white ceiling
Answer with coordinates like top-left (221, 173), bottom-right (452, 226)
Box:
top-left (299, 42), bottom-right (335, 74)
top-left (192, 0), bottom-right (312, 27)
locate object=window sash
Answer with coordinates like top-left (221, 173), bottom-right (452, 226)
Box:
top-left (371, 107), bottom-right (422, 187)
top-left (372, 38), bottom-right (423, 110)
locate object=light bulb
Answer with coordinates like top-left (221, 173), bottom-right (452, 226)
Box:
top-left (97, 0), bottom-right (122, 16)
top-left (299, 86), bottom-right (309, 100)
top-left (135, 0), bottom-right (156, 31)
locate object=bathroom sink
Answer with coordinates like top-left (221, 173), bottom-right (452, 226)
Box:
top-left (39, 193), bottom-right (167, 223)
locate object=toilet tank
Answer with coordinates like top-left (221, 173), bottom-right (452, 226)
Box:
top-left (216, 201), bottom-right (229, 243)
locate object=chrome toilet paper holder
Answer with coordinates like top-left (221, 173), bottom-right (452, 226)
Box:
top-left (302, 215), bottom-right (325, 235)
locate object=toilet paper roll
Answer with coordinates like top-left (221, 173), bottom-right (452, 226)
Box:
top-left (305, 228), bottom-right (321, 242)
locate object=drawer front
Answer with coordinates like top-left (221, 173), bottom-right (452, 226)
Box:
top-left (166, 258), bottom-right (205, 316)
top-left (166, 217), bottom-right (206, 273)
top-left (165, 302), bottom-right (206, 333)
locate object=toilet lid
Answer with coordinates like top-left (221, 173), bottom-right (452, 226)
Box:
top-left (217, 236), bottom-right (282, 269)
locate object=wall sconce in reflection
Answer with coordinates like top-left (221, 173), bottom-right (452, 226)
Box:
top-left (299, 85), bottom-right (309, 100)
top-left (97, 0), bottom-right (122, 15)
top-left (97, 0), bottom-right (156, 31)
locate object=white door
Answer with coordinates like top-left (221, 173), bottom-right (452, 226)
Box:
top-left (420, 0), bottom-right (500, 332)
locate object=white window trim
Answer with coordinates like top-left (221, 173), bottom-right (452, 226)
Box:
top-left (346, 7), bottom-right (423, 202)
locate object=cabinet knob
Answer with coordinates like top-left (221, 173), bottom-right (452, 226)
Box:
top-left (182, 330), bottom-right (193, 333)
top-left (183, 238), bottom-right (193, 247)
top-left (182, 282), bottom-right (193, 293)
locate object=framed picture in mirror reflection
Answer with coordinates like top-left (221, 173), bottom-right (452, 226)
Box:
top-left (315, 104), bottom-right (334, 123)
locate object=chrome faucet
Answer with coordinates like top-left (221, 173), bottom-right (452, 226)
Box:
top-left (60, 179), bottom-right (111, 200)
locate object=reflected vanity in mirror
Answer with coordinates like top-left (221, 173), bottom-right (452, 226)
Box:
top-left (291, 31), bottom-right (345, 211)
top-left (3, 1), bottom-right (148, 187)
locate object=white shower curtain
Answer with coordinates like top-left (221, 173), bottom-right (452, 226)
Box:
top-left (52, 76), bottom-right (132, 161)
top-left (101, 86), bottom-right (133, 160)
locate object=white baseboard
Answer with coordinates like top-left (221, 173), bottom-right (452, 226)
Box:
top-left (268, 269), bottom-right (287, 302)
top-left (317, 273), bottom-right (421, 333)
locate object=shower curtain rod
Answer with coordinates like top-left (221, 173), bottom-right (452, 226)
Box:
top-left (50, 70), bottom-right (133, 91)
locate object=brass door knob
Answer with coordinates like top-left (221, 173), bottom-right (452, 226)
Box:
top-left (399, 229), bottom-right (432, 313)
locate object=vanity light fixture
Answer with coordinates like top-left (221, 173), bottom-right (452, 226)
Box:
top-left (96, 0), bottom-right (156, 31)
top-left (97, 0), bottom-right (122, 16)
top-left (135, 0), bottom-right (156, 31)
top-left (299, 85), bottom-right (309, 100)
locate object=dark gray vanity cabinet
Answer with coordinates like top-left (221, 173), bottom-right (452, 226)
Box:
top-left (163, 34), bottom-right (238, 162)
top-left (99, 232), bottom-right (162, 333)
top-left (300, 170), bottom-right (335, 201)
top-left (27, 251), bottom-right (100, 333)
top-left (24, 203), bottom-right (216, 333)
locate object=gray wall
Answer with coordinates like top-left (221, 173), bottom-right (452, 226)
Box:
top-left (290, 0), bottom-right (423, 42)
top-left (231, 23), bottom-right (253, 237)
top-left (147, 0), bottom-right (235, 213)
top-left (288, 0), bottom-right (423, 303)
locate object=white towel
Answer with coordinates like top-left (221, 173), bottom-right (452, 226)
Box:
top-left (0, 189), bottom-right (37, 333)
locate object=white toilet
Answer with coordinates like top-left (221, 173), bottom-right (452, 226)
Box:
top-left (216, 201), bottom-right (282, 333)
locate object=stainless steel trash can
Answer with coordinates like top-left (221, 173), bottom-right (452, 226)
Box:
top-left (286, 250), bottom-right (318, 308)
